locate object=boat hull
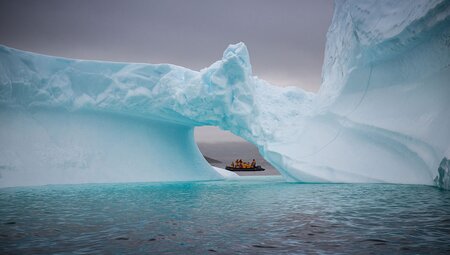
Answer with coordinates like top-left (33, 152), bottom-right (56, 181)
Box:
top-left (225, 166), bottom-right (265, 172)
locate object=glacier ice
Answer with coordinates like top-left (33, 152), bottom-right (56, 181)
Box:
top-left (435, 158), bottom-right (450, 189)
top-left (0, 0), bottom-right (449, 188)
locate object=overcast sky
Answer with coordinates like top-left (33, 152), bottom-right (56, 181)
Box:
top-left (0, 0), bottom-right (333, 90)
top-left (0, 0), bottom-right (334, 143)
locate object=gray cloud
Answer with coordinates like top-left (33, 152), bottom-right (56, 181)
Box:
top-left (0, 0), bottom-right (333, 91)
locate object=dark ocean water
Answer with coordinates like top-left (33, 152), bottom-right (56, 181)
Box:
top-left (1, 178), bottom-right (449, 254)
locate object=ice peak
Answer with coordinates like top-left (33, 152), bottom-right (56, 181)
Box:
top-left (222, 42), bottom-right (251, 73)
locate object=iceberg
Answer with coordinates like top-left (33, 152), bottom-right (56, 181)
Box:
top-left (261, 0), bottom-right (450, 185)
top-left (435, 157), bottom-right (450, 189)
top-left (0, 0), bottom-right (449, 188)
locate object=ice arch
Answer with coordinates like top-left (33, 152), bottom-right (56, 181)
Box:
top-left (1, 0), bottom-right (449, 188)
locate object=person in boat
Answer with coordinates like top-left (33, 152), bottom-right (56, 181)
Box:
top-left (231, 162), bottom-right (235, 168)
top-left (251, 159), bottom-right (256, 168)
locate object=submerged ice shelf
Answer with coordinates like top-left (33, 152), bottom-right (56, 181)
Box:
top-left (1, 0), bottom-right (449, 188)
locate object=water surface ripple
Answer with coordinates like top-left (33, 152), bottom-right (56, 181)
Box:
top-left (1, 180), bottom-right (449, 254)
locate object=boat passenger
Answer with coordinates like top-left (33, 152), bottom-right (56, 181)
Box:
top-left (251, 159), bottom-right (256, 168)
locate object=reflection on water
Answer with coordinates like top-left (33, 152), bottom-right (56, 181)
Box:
top-left (1, 179), bottom-right (449, 254)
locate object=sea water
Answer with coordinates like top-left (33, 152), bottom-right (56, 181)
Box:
top-left (1, 177), bottom-right (449, 254)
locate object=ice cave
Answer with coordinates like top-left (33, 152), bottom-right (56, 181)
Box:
top-left (0, 0), bottom-right (449, 188)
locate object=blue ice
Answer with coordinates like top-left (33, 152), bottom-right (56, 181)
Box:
top-left (0, 0), bottom-right (449, 188)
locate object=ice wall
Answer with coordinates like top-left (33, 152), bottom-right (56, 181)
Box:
top-left (0, 108), bottom-right (223, 187)
top-left (261, 0), bottom-right (450, 184)
top-left (1, 0), bottom-right (449, 187)
top-left (435, 157), bottom-right (450, 189)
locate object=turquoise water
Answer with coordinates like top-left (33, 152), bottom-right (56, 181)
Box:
top-left (1, 178), bottom-right (449, 254)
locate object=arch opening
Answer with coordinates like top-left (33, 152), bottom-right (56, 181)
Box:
top-left (194, 126), bottom-right (280, 176)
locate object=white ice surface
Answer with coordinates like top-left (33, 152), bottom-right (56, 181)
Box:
top-left (213, 167), bottom-right (239, 179)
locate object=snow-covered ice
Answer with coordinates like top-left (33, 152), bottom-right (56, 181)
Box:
top-left (0, 0), bottom-right (449, 187)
